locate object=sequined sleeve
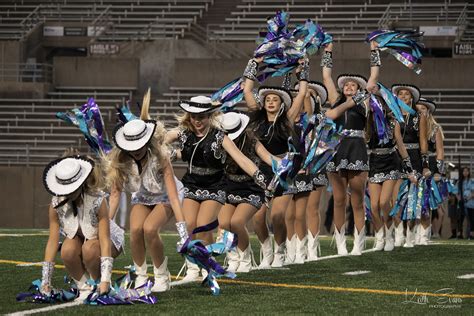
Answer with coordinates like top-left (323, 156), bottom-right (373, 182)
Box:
top-left (177, 128), bottom-right (188, 151)
top-left (211, 129), bottom-right (226, 160)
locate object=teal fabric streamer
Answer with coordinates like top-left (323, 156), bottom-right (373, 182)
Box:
top-left (211, 12), bottom-right (332, 110)
top-left (116, 100), bottom-right (138, 124)
top-left (377, 82), bottom-right (415, 122)
top-left (56, 97), bottom-right (113, 155)
top-left (303, 117), bottom-right (345, 175)
top-left (390, 179), bottom-right (409, 217)
top-left (366, 30), bottom-right (424, 74)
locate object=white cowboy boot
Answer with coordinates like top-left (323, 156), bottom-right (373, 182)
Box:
top-left (384, 224), bottom-right (395, 252)
top-left (151, 256), bottom-right (170, 292)
top-left (134, 260), bottom-right (148, 288)
top-left (418, 225), bottom-right (430, 246)
top-left (271, 241), bottom-right (286, 268)
top-left (403, 226), bottom-right (415, 248)
top-left (73, 273), bottom-right (92, 300)
top-left (394, 223), bottom-right (405, 247)
top-left (225, 249), bottom-right (240, 273)
top-left (294, 235), bottom-right (307, 264)
top-left (284, 235), bottom-right (296, 265)
top-left (306, 230), bottom-right (320, 261)
top-left (258, 236), bottom-right (274, 269)
top-left (373, 227), bottom-right (385, 251)
top-left (201, 268), bottom-right (209, 281)
top-left (414, 223), bottom-right (421, 245)
top-left (333, 225), bottom-right (348, 255)
top-left (236, 245), bottom-right (254, 273)
top-left (351, 226), bottom-right (366, 256)
top-left (181, 258), bottom-right (200, 282)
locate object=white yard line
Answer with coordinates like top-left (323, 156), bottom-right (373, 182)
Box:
top-left (343, 270), bottom-right (371, 275)
top-left (429, 241), bottom-right (474, 246)
top-left (0, 234), bottom-right (49, 237)
top-left (6, 300), bottom-right (83, 316)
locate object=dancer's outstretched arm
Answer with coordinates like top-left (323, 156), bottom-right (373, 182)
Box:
top-left (419, 113), bottom-right (431, 177)
top-left (98, 199), bottom-right (112, 293)
top-left (162, 157), bottom-right (185, 223)
top-left (367, 41), bottom-right (380, 93)
top-left (325, 97), bottom-right (356, 120)
top-left (321, 43), bottom-right (339, 105)
top-left (41, 205), bottom-right (60, 293)
top-left (242, 57), bottom-right (264, 111)
top-left (436, 128), bottom-right (444, 161)
top-left (108, 184), bottom-right (121, 220)
top-left (223, 135), bottom-right (266, 189)
top-left (287, 58), bottom-right (309, 122)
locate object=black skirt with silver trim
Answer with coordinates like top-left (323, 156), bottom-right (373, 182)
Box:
top-left (182, 170), bottom-right (226, 204)
top-left (368, 150), bottom-right (402, 183)
top-left (312, 173), bottom-right (329, 187)
top-left (287, 173), bottom-right (314, 195)
top-left (326, 136), bottom-right (369, 172)
top-left (225, 176), bottom-right (264, 209)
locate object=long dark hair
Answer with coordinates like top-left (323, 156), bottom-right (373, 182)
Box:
top-left (248, 98), bottom-right (294, 143)
top-left (365, 95), bottom-right (394, 143)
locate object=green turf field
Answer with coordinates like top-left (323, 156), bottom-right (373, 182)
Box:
top-left (0, 230), bottom-right (473, 315)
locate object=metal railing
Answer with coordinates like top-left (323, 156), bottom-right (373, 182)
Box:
top-left (455, 3), bottom-right (469, 41)
top-left (88, 5), bottom-right (112, 44)
top-left (19, 5), bottom-right (43, 40)
top-left (0, 63), bottom-right (53, 83)
top-left (378, 4), bottom-right (392, 28)
top-left (378, 2), bottom-right (469, 28)
top-left (200, 23), bottom-right (248, 58)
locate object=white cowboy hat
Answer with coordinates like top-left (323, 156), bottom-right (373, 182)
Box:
top-left (178, 95), bottom-right (220, 114)
top-left (337, 74), bottom-right (368, 90)
top-left (417, 97), bottom-right (436, 114)
top-left (391, 84), bottom-right (421, 104)
top-left (295, 81), bottom-right (328, 106)
top-left (295, 81), bottom-right (328, 111)
top-left (258, 86), bottom-right (293, 109)
top-left (43, 156), bottom-right (94, 197)
top-left (219, 111), bottom-right (250, 140)
top-left (113, 119), bottom-right (156, 152)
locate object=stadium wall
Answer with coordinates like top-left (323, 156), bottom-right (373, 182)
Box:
top-left (174, 57), bottom-right (474, 89)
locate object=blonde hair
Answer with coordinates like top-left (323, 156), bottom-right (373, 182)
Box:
top-left (104, 88), bottom-right (170, 190)
top-left (60, 148), bottom-right (106, 194)
top-left (176, 111), bottom-right (222, 132)
top-left (427, 113), bottom-right (444, 141)
top-left (104, 120), bottom-right (168, 190)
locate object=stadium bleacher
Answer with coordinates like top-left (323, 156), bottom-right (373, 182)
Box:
top-left (0, 0), bottom-right (473, 167)
top-left (0, 0), bottom-right (213, 40)
top-left (1, 85), bottom-right (472, 166)
top-left (209, 1), bottom-right (471, 42)
top-left (0, 86), bottom-right (134, 165)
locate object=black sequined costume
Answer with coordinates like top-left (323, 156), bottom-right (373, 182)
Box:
top-left (428, 124), bottom-right (441, 174)
top-left (367, 118), bottom-right (402, 183)
top-left (253, 118), bottom-right (291, 197)
top-left (178, 127), bottom-right (227, 204)
top-left (399, 113), bottom-right (423, 176)
top-left (224, 135), bottom-right (265, 209)
top-left (326, 101), bottom-right (369, 172)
